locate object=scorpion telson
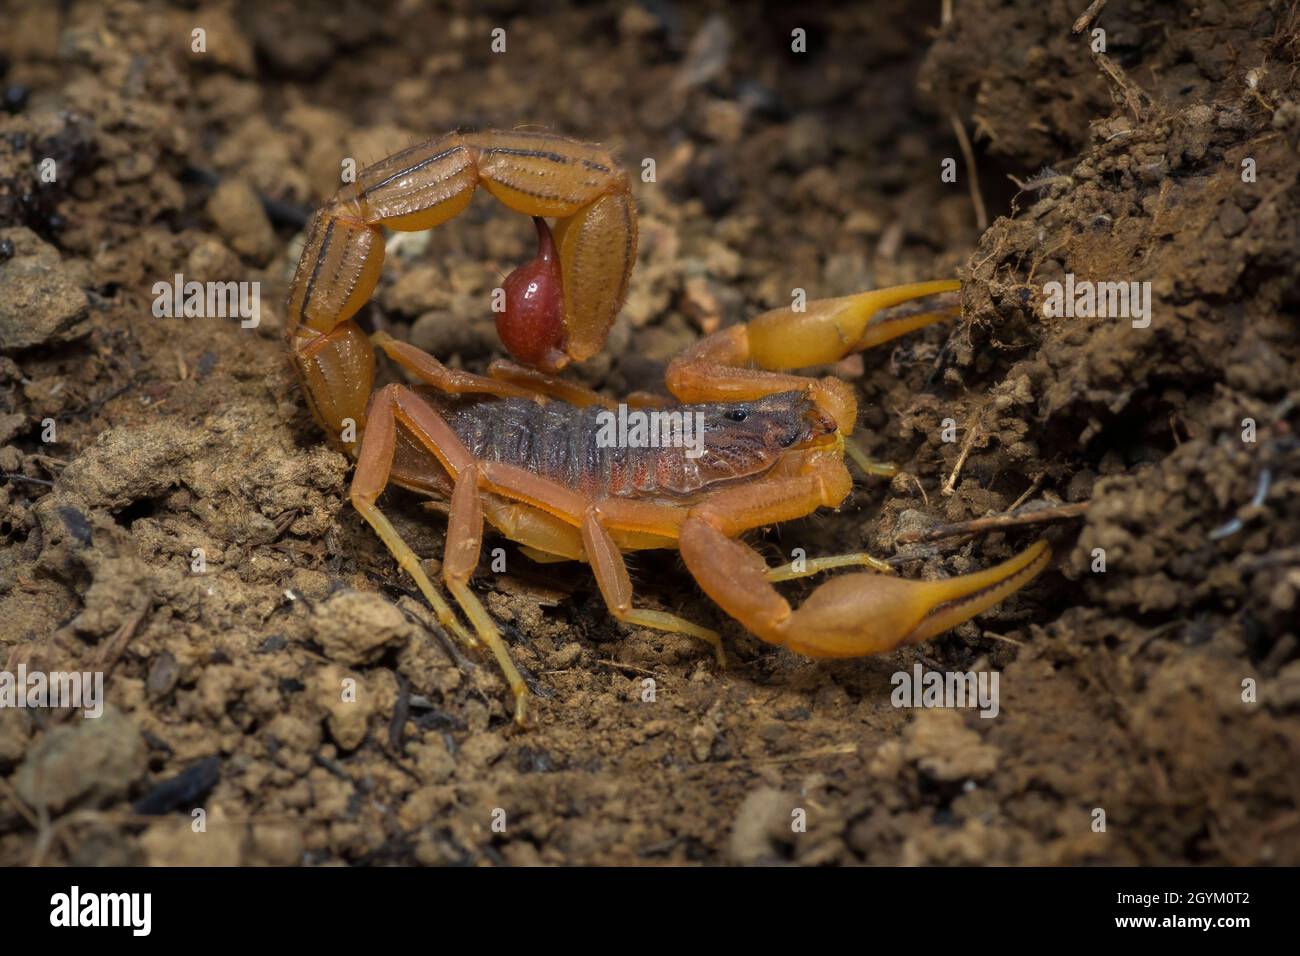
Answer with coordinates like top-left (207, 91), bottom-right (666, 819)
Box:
top-left (285, 128), bottom-right (1050, 725)
top-left (497, 217), bottom-right (567, 372)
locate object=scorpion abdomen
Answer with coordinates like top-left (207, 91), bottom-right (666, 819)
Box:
top-left (441, 397), bottom-right (692, 499)
top-left (435, 391), bottom-right (825, 502)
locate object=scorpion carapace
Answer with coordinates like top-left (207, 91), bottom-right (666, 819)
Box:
top-left (285, 128), bottom-right (1051, 725)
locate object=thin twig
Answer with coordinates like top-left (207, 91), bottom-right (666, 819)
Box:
top-left (1007, 172), bottom-right (1073, 193)
top-left (1072, 0), bottom-right (1108, 33)
top-left (941, 415), bottom-right (982, 496)
top-left (981, 631), bottom-right (1026, 648)
top-left (896, 501), bottom-right (1090, 545)
top-left (703, 743), bottom-right (859, 770)
top-left (594, 659), bottom-right (666, 681)
top-left (1007, 475), bottom-right (1043, 512)
top-left (911, 475), bottom-right (930, 508)
top-left (949, 113), bottom-right (989, 232)
top-left (97, 601), bottom-right (150, 675)
top-left (1091, 48), bottom-right (1154, 121)
top-left (0, 474), bottom-right (54, 487)
top-left (938, 0), bottom-right (986, 232)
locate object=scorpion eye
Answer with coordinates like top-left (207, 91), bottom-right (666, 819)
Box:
top-left (725, 407), bottom-right (749, 423)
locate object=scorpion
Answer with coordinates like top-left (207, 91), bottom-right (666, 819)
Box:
top-left (284, 129), bottom-right (1050, 725)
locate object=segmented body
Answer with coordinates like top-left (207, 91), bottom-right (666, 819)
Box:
top-left (448, 396), bottom-right (696, 499)
top-left (399, 389), bottom-right (827, 502)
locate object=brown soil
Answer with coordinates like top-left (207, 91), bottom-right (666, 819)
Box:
top-left (1, 0), bottom-right (1298, 866)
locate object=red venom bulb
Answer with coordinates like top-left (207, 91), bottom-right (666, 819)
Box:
top-left (497, 217), bottom-right (567, 372)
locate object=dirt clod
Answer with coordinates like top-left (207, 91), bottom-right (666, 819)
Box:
top-left (0, 227), bottom-right (89, 350)
top-left (310, 590), bottom-right (413, 667)
top-left (14, 707), bottom-right (146, 813)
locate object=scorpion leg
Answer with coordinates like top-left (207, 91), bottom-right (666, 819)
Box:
top-left (480, 496), bottom-right (676, 566)
top-left (385, 389), bottom-right (724, 707)
top-left (487, 360), bottom-right (674, 411)
top-left (391, 421), bottom-right (721, 662)
top-left (373, 332), bottom-right (541, 402)
top-left (462, 469), bottom-right (722, 661)
top-left (486, 359), bottom-right (619, 409)
top-left (766, 551), bottom-right (895, 581)
top-left (350, 385), bottom-right (475, 649)
top-left (677, 458), bottom-right (1050, 657)
top-left (364, 390), bottom-right (712, 717)
top-left (580, 510), bottom-right (725, 665)
top-left (446, 466), bottom-right (530, 726)
top-left (358, 385), bottom-right (532, 724)
top-left (375, 330), bottom-right (631, 413)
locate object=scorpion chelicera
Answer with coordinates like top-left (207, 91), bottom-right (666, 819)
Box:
top-left (285, 129), bottom-right (1050, 725)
